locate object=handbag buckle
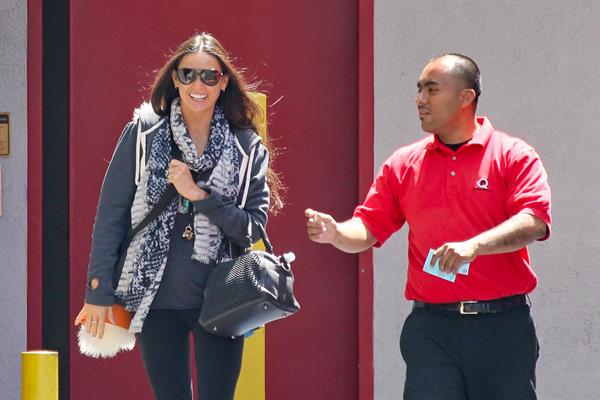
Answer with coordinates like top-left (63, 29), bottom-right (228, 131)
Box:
top-left (459, 301), bottom-right (478, 315)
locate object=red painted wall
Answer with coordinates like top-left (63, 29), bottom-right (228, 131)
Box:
top-left (68, 1), bottom-right (360, 399)
top-left (27, 0), bottom-right (43, 350)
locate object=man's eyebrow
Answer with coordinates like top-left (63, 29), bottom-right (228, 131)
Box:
top-left (417, 80), bottom-right (440, 89)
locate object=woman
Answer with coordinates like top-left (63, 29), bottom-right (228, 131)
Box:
top-left (74, 32), bottom-right (282, 399)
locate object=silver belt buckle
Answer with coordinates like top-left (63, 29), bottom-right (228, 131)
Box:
top-left (459, 301), bottom-right (478, 315)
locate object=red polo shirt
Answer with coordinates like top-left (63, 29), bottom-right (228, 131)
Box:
top-left (354, 117), bottom-right (551, 303)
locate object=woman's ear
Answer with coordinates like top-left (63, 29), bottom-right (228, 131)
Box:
top-left (172, 70), bottom-right (179, 90)
top-left (221, 75), bottom-right (229, 92)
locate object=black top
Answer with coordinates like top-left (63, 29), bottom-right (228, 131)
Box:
top-left (150, 208), bottom-right (214, 309)
top-left (151, 169), bottom-right (215, 310)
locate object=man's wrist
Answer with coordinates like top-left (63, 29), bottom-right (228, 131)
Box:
top-left (331, 230), bottom-right (342, 248)
top-left (468, 237), bottom-right (483, 257)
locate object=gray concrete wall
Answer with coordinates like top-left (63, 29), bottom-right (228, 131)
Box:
top-left (373, 1), bottom-right (600, 399)
top-left (0, 0), bottom-right (28, 399)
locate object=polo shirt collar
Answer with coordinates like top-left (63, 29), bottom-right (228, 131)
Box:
top-left (426, 116), bottom-right (494, 151)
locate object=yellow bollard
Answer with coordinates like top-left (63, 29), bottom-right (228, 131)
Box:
top-left (247, 92), bottom-right (267, 140)
top-left (21, 351), bottom-right (58, 400)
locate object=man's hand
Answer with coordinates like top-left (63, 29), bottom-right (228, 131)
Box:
top-left (430, 213), bottom-right (548, 274)
top-left (167, 159), bottom-right (207, 201)
top-left (431, 240), bottom-right (478, 274)
top-left (305, 208), bottom-right (338, 244)
top-left (305, 209), bottom-right (377, 253)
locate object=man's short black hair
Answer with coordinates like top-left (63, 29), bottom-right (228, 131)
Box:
top-left (435, 53), bottom-right (482, 104)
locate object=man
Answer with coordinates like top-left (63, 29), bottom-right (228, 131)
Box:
top-left (305, 54), bottom-right (551, 399)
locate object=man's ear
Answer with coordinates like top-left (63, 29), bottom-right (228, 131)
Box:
top-left (460, 88), bottom-right (477, 108)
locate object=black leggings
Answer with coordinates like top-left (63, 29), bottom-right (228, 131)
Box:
top-left (137, 308), bottom-right (244, 400)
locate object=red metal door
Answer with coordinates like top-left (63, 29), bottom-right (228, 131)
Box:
top-left (68, 1), bottom-right (359, 399)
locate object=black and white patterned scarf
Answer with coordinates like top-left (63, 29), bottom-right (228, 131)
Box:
top-left (116, 98), bottom-right (240, 333)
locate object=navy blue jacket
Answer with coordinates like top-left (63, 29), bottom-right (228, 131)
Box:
top-left (85, 103), bottom-right (270, 306)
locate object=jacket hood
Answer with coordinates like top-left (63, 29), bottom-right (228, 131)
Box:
top-left (133, 101), bottom-right (161, 128)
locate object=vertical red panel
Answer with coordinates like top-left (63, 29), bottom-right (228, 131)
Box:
top-left (27, 0), bottom-right (43, 350)
top-left (69, 1), bottom-right (359, 399)
top-left (256, 3), bottom-right (359, 400)
top-left (358, 1), bottom-right (375, 399)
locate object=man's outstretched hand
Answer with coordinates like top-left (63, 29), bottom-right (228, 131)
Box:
top-left (305, 208), bottom-right (338, 244)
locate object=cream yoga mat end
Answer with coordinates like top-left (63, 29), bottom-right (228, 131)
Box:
top-left (77, 304), bottom-right (135, 358)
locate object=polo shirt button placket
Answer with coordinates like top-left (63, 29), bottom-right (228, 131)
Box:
top-left (446, 151), bottom-right (459, 191)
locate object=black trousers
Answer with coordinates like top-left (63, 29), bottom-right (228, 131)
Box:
top-left (137, 308), bottom-right (244, 400)
top-left (400, 304), bottom-right (539, 400)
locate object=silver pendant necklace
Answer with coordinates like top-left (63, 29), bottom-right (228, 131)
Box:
top-left (181, 198), bottom-right (194, 241)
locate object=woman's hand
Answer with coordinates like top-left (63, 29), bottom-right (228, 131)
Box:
top-left (74, 303), bottom-right (115, 339)
top-left (167, 159), bottom-right (207, 201)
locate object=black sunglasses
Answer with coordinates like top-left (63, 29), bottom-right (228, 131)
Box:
top-left (175, 68), bottom-right (224, 86)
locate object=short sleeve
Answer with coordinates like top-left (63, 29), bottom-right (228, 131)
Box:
top-left (353, 160), bottom-right (406, 246)
top-left (505, 146), bottom-right (552, 240)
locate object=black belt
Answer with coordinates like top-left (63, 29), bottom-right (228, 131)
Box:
top-left (413, 294), bottom-right (527, 315)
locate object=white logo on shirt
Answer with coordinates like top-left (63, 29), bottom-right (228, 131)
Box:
top-left (476, 177), bottom-right (489, 190)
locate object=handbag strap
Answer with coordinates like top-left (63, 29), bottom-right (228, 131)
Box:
top-left (120, 136), bottom-right (181, 253)
top-left (239, 142), bottom-right (276, 254)
top-left (219, 141), bottom-right (276, 259)
top-left (255, 222), bottom-right (274, 254)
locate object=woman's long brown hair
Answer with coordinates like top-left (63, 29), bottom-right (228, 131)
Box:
top-left (150, 32), bottom-right (284, 213)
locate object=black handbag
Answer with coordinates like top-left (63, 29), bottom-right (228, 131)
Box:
top-left (199, 223), bottom-right (300, 337)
